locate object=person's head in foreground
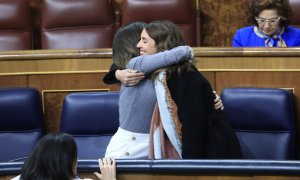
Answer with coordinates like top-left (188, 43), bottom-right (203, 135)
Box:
top-left (20, 132), bottom-right (78, 180)
top-left (19, 132), bottom-right (117, 180)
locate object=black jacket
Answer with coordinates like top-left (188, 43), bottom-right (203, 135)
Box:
top-left (103, 64), bottom-right (243, 159)
top-left (167, 66), bottom-right (242, 159)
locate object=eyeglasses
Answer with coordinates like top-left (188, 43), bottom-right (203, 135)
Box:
top-left (255, 17), bottom-right (280, 26)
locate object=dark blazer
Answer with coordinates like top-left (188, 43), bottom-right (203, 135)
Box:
top-left (103, 63), bottom-right (120, 85)
top-left (167, 66), bottom-right (242, 159)
top-left (103, 64), bottom-right (243, 159)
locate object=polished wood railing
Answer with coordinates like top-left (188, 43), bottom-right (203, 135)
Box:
top-left (2, 159), bottom-right (300, 180)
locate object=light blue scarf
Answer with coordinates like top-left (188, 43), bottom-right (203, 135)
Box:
top-left (152, 70), bottom-right (182, 159)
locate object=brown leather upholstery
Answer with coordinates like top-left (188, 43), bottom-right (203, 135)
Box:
top-left (40, 0), bottom-right (115, 49)
top-left (121, 0), bottom-right (200, 46)
top-left (290, 0), bottom-right (300, 28)
top-left (0, 0), bottom-right (33, 50)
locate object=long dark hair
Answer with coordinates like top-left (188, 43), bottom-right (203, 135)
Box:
top-left (112, 22), bottom-right (146, 68)
top-left (247, 0), bottom-right (293, 27)
top-left (144, 20), bottom-right (195, 79)
top-left (20, 132), bottom-right (77, 180)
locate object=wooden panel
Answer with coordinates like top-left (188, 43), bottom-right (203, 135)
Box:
top-left (199, 0), bottom-right (248, 46)
top-left (43, 91), bottom-right (68, 132)
top-left (28, 73), bottom-right (119, 132)
top-left (216, 71), bottom-right (300, 90)
top-left (0, 49), bottom-right (113, 74)
top-left (28, 73), bottom-right (118, 91)
top-left (215, 71), bottom-right (300, 121)
top-left (42, 89), bottom-right (112, 132)
top-left (194, 47), bottom-right (300, 71)
top-left (0, 75), bottom-right (27, 87)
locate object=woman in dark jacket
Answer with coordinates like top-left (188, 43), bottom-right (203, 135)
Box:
top-left (104, 21), bottom-right (242, 159)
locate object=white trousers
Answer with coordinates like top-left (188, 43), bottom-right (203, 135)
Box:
top-left (105, 127), bottom-right (149, 159)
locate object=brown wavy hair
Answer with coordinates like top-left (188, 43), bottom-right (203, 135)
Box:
top-left (247, 0), bottom-right (293, 27)
top-left (144, 20), bottom-right (195, 80)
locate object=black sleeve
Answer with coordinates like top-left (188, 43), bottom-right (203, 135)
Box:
top-left (168, 69), bottom-right (242, 159)
top-left (205, 111), bottom-right (243, 159)
top-left (103, 63), bottom-right (120, 85)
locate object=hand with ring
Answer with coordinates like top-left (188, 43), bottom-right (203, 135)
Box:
top-left (93, 158), bottom-right (117, 180)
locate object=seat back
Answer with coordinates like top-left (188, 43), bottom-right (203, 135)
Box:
top-left (40, 0), bottom-right (115, 49)
top-left (0, 88), bottom-right (44, 162)
top-left (60, 92), bottom-right (119, 159)
top-left (290, 0), bottom-right (300, 29)
top-left (0, 0), bottom-right (33, 50)
top-left (120, 0), bottom-right (200, 46)
top-left (221, 87), bottom-right (296, 160)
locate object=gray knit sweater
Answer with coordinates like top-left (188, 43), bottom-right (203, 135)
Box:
top-left (119, 46), bottom-right (192, 133)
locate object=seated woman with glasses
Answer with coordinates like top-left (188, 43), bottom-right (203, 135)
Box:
top-left (232, 0), bottom-right (300, 47)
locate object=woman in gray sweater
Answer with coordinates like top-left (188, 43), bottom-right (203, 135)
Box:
top-left (105, 21), bottom-right (193, 159)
